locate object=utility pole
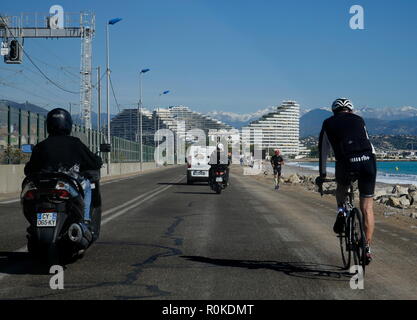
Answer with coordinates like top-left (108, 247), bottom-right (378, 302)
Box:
top-left (97, 66), bottom-right (101, 132)
top-left (106, 23), bottom-right (111, 175)
top-left (97, 66), bottom-right (102, 152)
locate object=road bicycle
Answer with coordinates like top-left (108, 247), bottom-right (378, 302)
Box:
top-left (318, 178), bottom-right (367, 274)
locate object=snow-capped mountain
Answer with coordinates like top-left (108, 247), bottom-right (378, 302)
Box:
top-left (208, 107), bottom-right (272, 128)
top-left (355, 106), bottom-right (417, 120)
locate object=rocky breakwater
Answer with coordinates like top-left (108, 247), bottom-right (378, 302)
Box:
top-left (281, 173), bottom-right (417, 219)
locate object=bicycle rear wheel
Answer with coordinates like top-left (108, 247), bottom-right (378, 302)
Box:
top-left (339, 219), bottom-right (351, 270)
top-left (351, 208), bottom-right (366, 274)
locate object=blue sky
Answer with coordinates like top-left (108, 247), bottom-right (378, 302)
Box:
top-left (1, 0), bottom-right (417, 115)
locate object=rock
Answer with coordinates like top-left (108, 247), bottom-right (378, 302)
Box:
top-left (388, 196), bottom-right (402, 208)
top-left (287, 174), bottom-right (301, 184)
top-left (399, 196), bottom-right (411, 208)
top-left (409, 191), bottom-right (417, 205)
top-left (377, 196), bottom-right (390, 205)
top-left (408, 185), bottom-right (417, 193)
top-left (392, 185), bottom-right (409, 196)
top-left (410, 213), bottom-right (417, 219)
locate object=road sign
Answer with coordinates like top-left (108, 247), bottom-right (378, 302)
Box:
top-left (0, 42), bottom-right (9, 56)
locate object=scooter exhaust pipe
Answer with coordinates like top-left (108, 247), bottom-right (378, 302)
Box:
top-left (68, 223), bottom-right (83, 243)
top-left (68, 223), bottom-right (93, 249)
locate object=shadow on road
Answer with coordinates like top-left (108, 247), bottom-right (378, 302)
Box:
top-left (182, 256), bottom-right (351, 282)
top-left (158, 182), bottom-right (207, 186)
top-left (174, 192), bottom-right (217, 195)
top-left (0, 251), bottom-right (55, 275)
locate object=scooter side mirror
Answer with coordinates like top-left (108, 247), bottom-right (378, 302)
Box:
top-left (21, 144), bottom-right (34, 153)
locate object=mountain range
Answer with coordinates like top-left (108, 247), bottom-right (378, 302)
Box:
top-left (300, 109), bottom-right (417, 137)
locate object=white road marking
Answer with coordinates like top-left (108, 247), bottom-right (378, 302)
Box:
top-left (0, 198), bottom-right (20, 204)
top-left (101, 176), bottom-right (184, 225)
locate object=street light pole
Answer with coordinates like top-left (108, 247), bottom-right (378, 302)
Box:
top-left (156, 90), bottom-right (171, 166)
top-left (138, 68), bottom-right (150, 171)
top-left (105, 18), bottom-right (123, 175)
top-left (105, 23), bottom-right (111, 175)
top-left (97, 65), bottom-right (101, 152)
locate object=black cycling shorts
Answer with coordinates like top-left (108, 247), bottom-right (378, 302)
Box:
top-left (273, 166), bottom-right (282, 176)
top-left (335, 153), bottom-right (377, 198)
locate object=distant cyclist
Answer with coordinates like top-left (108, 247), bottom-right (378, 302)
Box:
top-left (317, 98), bottom-right (376, 265)
top-left (270, 149), bottom-right (285, 190)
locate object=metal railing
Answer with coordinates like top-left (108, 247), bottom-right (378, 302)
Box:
top-left (0, 103), bottom-right (154, 164)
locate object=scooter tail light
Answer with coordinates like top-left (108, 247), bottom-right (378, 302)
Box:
top-left (51, 189), bottom-right (71, 200)
top-left (23, 190), bottom-right (36, 200)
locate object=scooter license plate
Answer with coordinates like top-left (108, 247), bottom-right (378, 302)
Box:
top-left (37, 212), bottom-right (57, 227)
top-left (216, 177), bottom-right (223, 182)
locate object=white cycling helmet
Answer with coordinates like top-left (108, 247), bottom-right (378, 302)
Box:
top-left (332, 98), bottom-right (354, 113)
top-left (217, 143), bottom-right (225, 152)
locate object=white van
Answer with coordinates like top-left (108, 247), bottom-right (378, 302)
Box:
top-left (186, 146), bottom-right (216, 184)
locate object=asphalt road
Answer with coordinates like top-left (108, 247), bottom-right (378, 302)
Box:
top-left (0, 165), bottom-right (417, 300)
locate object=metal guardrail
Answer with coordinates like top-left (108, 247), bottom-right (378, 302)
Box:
top-left (0, 103), bottom-right (154, 164)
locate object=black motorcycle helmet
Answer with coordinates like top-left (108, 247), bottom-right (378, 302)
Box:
top-left (46, 108), bottom-right (73, 136)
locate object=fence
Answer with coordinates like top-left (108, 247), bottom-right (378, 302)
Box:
top-left (0, 103), bottom-right (154, 164)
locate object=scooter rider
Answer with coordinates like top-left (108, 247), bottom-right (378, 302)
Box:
top-left (208, 143), bottom-right (230, 185)
top-left (24, 108), bottom-right (103, 224)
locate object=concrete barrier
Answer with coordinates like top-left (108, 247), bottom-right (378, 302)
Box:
top-left (0, 162), bottom-right (158, 195)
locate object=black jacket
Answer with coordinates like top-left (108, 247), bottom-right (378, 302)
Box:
top-left (208, 150), bottom-right (230, 166)
top-left (24, 135), bottom-right (103, 177)
top-left (318, 112), bottom-right (374, 177)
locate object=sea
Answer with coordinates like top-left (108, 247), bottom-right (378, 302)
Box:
top-left (288, 161), bottom-right (417, 186)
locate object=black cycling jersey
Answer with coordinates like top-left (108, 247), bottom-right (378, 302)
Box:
top-left (271, 155), bottom-right (284, 168)
top-left (319, 111), bottom-right (376, 198)
top-left (319, 112), bottom-right (374, 177)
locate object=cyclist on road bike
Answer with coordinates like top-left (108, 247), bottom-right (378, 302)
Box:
top-left (270, 149), bottom-right (285, 190)
top-left (317, 98), bottom-right (376, 265)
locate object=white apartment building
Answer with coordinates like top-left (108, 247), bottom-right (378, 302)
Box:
top-left (242, 100), bottom-right (302, 156)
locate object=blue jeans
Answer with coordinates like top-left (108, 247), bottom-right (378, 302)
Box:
top-left (68, 179), bottom-right (92, 221)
